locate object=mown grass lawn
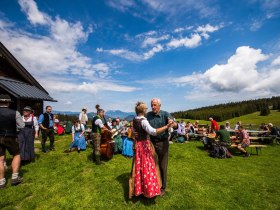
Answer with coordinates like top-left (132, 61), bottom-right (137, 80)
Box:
top-left (179, 110), bottom-right (280, 128)
top-left (1, 135), bottom-right (280, 209)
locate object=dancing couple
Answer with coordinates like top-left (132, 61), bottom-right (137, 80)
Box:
top-left (129, 99), bottom-right (177, 198)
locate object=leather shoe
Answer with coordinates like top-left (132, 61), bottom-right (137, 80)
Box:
top-left (160, 189), bottom-right (166, 197)
top-left (11, 176), bottom-right (23, 186)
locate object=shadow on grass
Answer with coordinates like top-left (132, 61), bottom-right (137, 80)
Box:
top-left (116, 173), bottom-right (157, 206)
top-left (4, 167), bottom-right (28, 183)
top-left (197, 144), bottom-right (256, 157)
top-left (86, 152), bottom-right (113, 163)
top-left (196, 145), bottom-right (208, 151)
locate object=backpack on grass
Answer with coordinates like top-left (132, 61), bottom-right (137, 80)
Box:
top-left (275, 127), bottom-right (280, 137)
top-left (210, 144), bottom-right (231, 159)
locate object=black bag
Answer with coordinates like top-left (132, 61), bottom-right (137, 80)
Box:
top-left (275, 127), bottom-right (280, 137)
top-left (210, 144), bottom-right (229, 159)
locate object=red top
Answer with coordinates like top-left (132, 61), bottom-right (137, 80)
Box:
top-left (211, 120), bottom-right (219, 131)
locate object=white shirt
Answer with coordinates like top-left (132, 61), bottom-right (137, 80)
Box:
top-left (95, 118), bottom-right (104, 128)
top-left (107, 122), bottom-right (112, 129)
top-left (22, 115), bottom-right (39, 131)
top-left (72, 124), bottom-right (85, 134)
top-left (79, 112), bottom-right (88, 124)
top-left (179, 123), bottom-right (186, 135)
top-left (135, 116), bottom-right (157, 136)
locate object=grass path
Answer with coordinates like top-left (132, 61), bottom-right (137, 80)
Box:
top-left (1, 135), bottom-right (280, 209)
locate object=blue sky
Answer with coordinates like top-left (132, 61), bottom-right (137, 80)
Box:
top-left (1, 0), bottom-right (280, 113)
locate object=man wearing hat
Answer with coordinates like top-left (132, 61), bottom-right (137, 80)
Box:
top-left (79, 107), bottom-right (88, 129)
top-left (38, 106), bottom-right (55, 152)
top-left (18, 106), bottom-right (39, 164)
top-left (0, 94), bottom-right (25, 188)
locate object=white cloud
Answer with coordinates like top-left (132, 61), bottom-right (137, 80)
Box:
top-left (143, 44), bottom-right (164, 60)
top-left (141, 0), bottom-right (219, 18)
top-left (135, 30), bottom-right (157, 38)
top-left (167, 34), bottom-right (202, 48)
top-left (0, 0), bottom-right (138, 96)
top-left (174, 26), bottom-right (193, 33)
top-left (65, 101), bottom-right (72, 105)
top-left (142, 35), bottom-right (169, 48)
top-left (258, 0), bottom-right (280, 18)
top-left (107, 0), bottom-right (219, 21)
top-left (175, 46), bottom-right (269, 92)
top-left (50, 17), bottom-right (92, 47)
top-left (140, 46), bottom-right (280, 103)
top-left (107, 49), bottom-right (143, 61)
top-left (196, 24), bottom-right (220, 39)
top-left (96, 48), bottom-right (103, 52)
top-left (250, 19), bottom-right (264, 31)
top-left (271, 56), bottom-right (280, 66)
top-left (174, 27), bottom-right (185, 33)
top-left (204, 46), bottom-right (268, 91)
top-left (102, 23), bottom-right (221, 61)
top-left (18, 0), bottom-right (49, 25)
top-left (106, 45), bottom-right (164, 61)
top-left (43, 80), bottom-right (139, 94)
top-left (107, 0), bottom-right (136, 12)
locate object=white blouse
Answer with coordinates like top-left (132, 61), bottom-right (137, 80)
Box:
top-left (135, 116), bottom-right (157, 136)
top-left (94, 119), bottom-right (104, 128)
top-left (72, 124), bottom-right (85, 134)
top-left (22, 115), bottom-right (39, 131)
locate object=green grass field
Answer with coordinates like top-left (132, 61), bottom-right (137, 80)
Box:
top-left (180, 110), bottom-right (280, 128)
top-left (1, 111), bottom-right (280, 209)
top-left (1, 134), bottom-right (280, 209)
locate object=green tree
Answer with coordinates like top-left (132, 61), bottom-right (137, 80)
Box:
top-left (260, 106), bottom-right (270, 116)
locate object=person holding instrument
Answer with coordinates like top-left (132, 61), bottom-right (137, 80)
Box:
top-left (91, 105), bottom-right (111, 165)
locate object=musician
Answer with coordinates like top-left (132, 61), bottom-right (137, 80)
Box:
top-left (112, 119), bottom-right (123, 154)
top-left (92, 105), bottom-right (110, 165)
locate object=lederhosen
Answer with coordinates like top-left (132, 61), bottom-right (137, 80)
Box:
top-left (0, 107), bottom-right (20, 156)
top-left (18, 116), bottom-right (35, 160)
top-left (92, 115), bottom-right (102, 156)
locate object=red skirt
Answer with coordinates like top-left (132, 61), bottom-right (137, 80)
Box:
top-left (129, 139), bottom-right (161, 198)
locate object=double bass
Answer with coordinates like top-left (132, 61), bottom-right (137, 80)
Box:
top-left (100, 129), bottom-right (115, 159)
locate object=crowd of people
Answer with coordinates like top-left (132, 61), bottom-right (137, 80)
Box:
top-left (201, 118), bottom-right (279, 158)
top-left (1, 93), bottom-right (279, 200)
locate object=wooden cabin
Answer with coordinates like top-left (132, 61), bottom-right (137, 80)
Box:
top-left (0, 42), bottom-right (56, 116)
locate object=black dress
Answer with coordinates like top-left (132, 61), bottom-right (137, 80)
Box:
top-left (18, 119), bottom-right (35, 161)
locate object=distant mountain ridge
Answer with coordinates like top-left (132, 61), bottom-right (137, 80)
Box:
top-left (53, 110), bottom-right (135, 120)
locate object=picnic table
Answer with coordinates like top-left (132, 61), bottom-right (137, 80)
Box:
top-left (246, 130), bottom-right (269, 135)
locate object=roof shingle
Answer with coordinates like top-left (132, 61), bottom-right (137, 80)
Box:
top-left (0, 77), bottom-right (56, 101)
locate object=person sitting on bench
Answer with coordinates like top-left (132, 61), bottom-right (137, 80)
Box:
top-left (236, 126), bottom-right (250, 157)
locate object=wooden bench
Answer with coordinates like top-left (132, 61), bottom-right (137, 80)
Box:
top-left (230, 144), bottom-right (267, 155)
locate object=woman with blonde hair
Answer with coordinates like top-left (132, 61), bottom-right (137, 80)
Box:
top-left (129, 102), bottom-right (172, 199)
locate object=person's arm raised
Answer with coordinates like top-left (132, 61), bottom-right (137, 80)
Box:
top-left (142, 119), bottom-right (172, 136)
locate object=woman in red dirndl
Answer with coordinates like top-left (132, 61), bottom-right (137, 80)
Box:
top-left (129, 102), bottom-right (172, 198)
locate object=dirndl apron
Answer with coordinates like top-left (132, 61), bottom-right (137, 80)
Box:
top-left (18, 120), bottom-right (35, 161)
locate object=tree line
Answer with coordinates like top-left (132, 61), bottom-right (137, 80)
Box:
top-left (172, 96), bottom-right (280, 122)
